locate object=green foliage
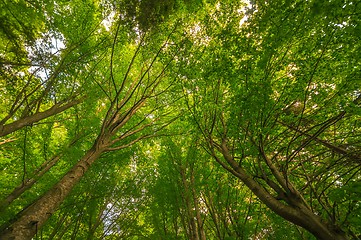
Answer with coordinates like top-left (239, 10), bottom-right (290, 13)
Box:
top-left (1, 0), bottom-right (360, 239)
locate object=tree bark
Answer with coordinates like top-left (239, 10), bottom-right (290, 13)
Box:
top-left (0, 98), bottom-right (83, 137)
top-left (216, 142), bottom-right (348, 240)
top-left (0, 142), bottom-right (103, 240)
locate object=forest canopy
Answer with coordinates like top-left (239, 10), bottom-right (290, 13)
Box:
top-left (0, 0), bottom-right (360, 239)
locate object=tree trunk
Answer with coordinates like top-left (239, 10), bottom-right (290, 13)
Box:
top-left (203, 191), bottom-right (222, 240)
top-left (0, 134), bottom-right (82, 213)
top-left (190, 172), bottom-right (206, 240)
top-left (179, 167), bottom-right (199, 240)
top-left (0, 142), bottom-right (103, 240)
top-left (0, 155), bottom-right (62, 214)
top-left (86, 201), bottom-right (107, 240)
top-left (217, 143), bottom-right (348, 240)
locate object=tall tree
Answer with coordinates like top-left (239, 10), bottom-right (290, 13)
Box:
top-left (0, 17), bottom-right (179, 238)
top-left (1, 0), bottom-right (360, 239)
top-left (176, 0), bottom-right (361, 239)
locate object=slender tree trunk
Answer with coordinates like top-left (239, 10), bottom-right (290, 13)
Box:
top-left (0, 155), bottom-right (62, 213)
top-left (86, 201), bottom-right (107, 240)
top-left (0, 98), bottom-right (83, 137)
top-left (203, 191), bottom-right (222, 240)
top-left (190, 172), bottom-right (206, 240)
top-left (179, 167), bottom-right (199, 240)
top-left (0, 134), bottom-right (82, 213)
top-left (48, 211), bottom-right (69, 240)
top-left (0, 141), bottom-right (103, 240)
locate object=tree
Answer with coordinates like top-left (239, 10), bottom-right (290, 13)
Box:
top-left (0, 11), bottom-right (181, 238)
top-left (1, 0), bottom-right (360, 239)
top-left (176, 0), bottom-right (361, 239)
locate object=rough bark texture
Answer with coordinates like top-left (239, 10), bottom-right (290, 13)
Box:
top-left (0, 143), bottom-right (103, 240)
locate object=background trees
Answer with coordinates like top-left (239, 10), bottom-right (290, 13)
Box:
top-left (1, 0), bottom-right (360, 239)
top-left (176, 0), bottom-right (361, 239)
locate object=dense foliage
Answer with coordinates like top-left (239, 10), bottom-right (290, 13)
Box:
top-left (0, 0), bottom-right (360, 239)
